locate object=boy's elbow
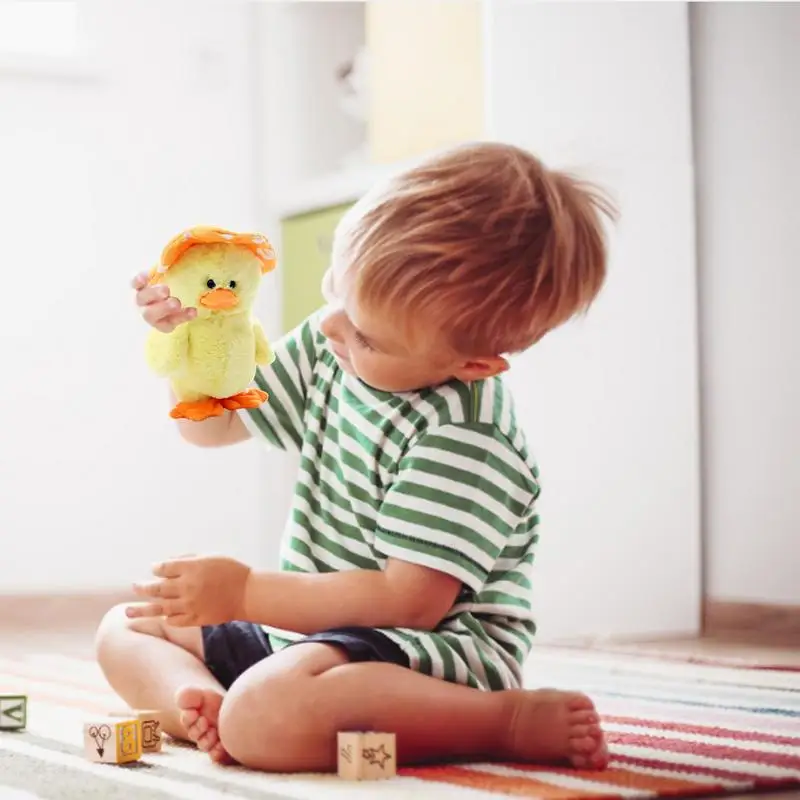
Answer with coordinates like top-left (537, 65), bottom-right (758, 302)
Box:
top-left (382, 565), bottom-right (461, 630)
top-left (396, 598), bottom-right (451, 631)
top-left (407, 608), bottom-right (446, 631)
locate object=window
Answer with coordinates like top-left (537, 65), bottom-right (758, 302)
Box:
top-left (0, 1), bottom-right (78, 57)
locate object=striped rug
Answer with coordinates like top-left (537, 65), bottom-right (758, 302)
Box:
top-left (1, 646), bottom-right (798, 799)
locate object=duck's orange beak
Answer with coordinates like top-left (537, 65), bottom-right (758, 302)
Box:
top-left (199, 287), bottom-right (239, 310)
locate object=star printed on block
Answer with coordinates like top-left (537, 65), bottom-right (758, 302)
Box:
top-left (363, 744), bottom-right (392, 769)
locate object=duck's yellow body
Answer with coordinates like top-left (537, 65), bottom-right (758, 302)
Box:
top-left (144, 226), bottom-right (277, 422)
top-left (146, 312), bottom-right (274, 399)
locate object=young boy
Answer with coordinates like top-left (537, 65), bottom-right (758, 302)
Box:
top-left (97, 142), bottom-right (614, 772)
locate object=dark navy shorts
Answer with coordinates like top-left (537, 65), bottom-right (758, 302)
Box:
top-left (201, 622), bottom-right (410, 690)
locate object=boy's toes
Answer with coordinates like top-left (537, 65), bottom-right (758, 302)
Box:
top-left (570, 735), bottom-right (599, 755)
top-left (175, 685), bottom-right (206, 711)
top-left (589, 739), bottom-right (610, 769)
top-left (570, 708), bottom-right (599, 726)
top-left (570, 723), bottom-right (602, 741)
top-left (179, 707), bottom-right (200, 729)
top-left (173, 685), bottom-right (232, 764)
top-left (567, 693), bottom-right (596, 713)
top-left (570, 738), bottom-right (610, 770)
top-left (187, 715), bottom-right (210, 742)
top-left (565, 695), bottom-right (608, 770)
top-left (196, 728), bottom-right (220, 753)
top-left (209, 742), bottom-right (234, 765)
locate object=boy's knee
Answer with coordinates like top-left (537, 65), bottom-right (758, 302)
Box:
top-left (96, 603), bottom-right (158, 638)
top-left (220, 669), bottom-right (330, 769)
top-left (95, 604), bottom-right (164, 660)
top-left (95, 604), bottom-right (204, 667)
top-left (219, 644), bottom-right (347, 769)
top-left (218, 674), bottom-right (292, 769)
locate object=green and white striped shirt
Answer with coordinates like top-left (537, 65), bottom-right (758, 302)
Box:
top-left (242, 312), bottom-right (541, 690)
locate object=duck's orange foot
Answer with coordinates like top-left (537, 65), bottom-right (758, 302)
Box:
top-left (220, 389), bottom-right (269, 411)
top-left (170, 398), bottom-right (225, 422)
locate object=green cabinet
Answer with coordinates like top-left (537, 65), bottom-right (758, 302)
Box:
top-left (280, 203), bottom-right (352, 333)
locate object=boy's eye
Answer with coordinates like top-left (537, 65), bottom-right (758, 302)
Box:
top-left (206, 279), bottom-right (216, 289)
top-left (354, 331), bottom-right (375, 351)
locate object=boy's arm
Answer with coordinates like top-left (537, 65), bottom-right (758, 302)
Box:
top-left (240, 560), bottom-right (462, 632)
top-left (133, 555), bottom-right (461, 630)
top-left (235, 312), bottom-right (322, 450)
top-left (131, 424), bottom-right (538, 630)
top-left (248, 423), bottom-right (537, 630)
top-left (241, 423), bottom-right (539, 631)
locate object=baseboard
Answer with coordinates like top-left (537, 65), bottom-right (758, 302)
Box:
top-left (0, 589), bottom-right (136, 631)
top-left (703, 599), bottom-right (800, 646)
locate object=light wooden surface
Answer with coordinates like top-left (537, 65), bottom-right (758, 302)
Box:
top-left (558, 633), bottom-right (800, 668)
top-left (0, 589), bottom-right (133, 634)
top-left (704, 600), bottom-right (800, 646)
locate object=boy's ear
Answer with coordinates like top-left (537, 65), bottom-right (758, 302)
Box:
top-left (452, 356), bottom-right (509, 382)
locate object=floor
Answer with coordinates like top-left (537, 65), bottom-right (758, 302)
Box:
top-left (564, 633), bottom-right (800, 668)
top-left (2, 623), bottom-right (799, 799)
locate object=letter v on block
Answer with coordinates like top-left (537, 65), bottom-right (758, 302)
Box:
top-left (0, 695), bottom-right (27, 729)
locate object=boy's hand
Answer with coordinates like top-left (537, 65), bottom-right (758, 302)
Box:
top-left (133, 272), bottom-right (196, 333)
top-left (128, 555), bottom-right (251, 626)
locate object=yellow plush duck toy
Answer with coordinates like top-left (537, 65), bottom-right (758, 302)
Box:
top-left (145, 226), bottom-right (277, 422)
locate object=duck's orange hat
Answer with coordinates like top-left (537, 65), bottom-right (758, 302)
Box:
top-left (148, 226), bottom-right (277, 285)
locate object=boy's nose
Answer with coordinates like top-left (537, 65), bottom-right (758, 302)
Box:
top-left (320, 306), bottom-right (346, 344)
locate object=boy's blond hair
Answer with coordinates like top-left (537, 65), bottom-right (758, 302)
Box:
top-left (335, 142), bottom-right (616, 356)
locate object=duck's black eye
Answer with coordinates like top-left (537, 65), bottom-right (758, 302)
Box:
top-left (206, 278), bottom-right (216, 289)
top-left (229, 280), bottom-right (237, 289)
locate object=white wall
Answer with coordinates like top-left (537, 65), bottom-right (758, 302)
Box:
top-left (0, 0), bottom-right (290, 595)
top-left (691, 4), bottom-right (800, 605)
top-left (487, 1), bottom-right (702, 640)
top-left (10, 0), bottom-right (792, 627)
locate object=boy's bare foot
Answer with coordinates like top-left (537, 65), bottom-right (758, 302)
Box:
top-left (175, 686), bottom-right (233, 764)
top-left (504, 689), bottom-right (609, 769)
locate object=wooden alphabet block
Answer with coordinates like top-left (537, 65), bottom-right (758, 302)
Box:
top-left (0, 695), bottom-right (27, 730)
top-left (83, 718), bottom-right (142, 764)
top-left (108, 709), bottom-right (164, 753)
top-left (337, 731), bottom-right (396, 780)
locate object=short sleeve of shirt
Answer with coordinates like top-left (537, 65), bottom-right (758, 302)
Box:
top-left (374, 423), bottom-right (540, 592)
top-left (240, 311), bottom-right (323, 451)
